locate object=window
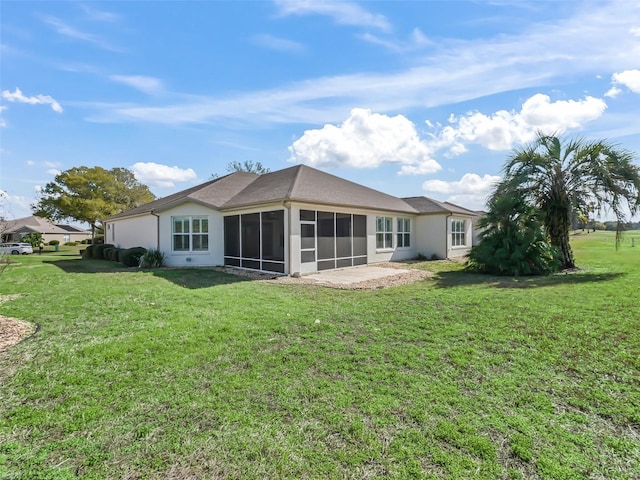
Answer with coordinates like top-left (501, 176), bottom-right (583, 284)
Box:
top-left (451, 219), bottom-right (466, 247)
top-left (173, 216), bottom-right (209, 252)
top-left (376, 216), bottom-right (393, 249)
top-left (397, 218), bottom-right (410, 248)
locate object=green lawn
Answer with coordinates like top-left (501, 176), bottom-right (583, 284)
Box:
top-left (1, 232), bottom-right (639, 479)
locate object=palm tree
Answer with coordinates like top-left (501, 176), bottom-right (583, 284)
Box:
top-left (497, 133), bottom-right (640, 269)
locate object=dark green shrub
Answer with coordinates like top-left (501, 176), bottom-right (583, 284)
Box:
top-left (120, 247), bottom-right (147, 267)
top-left (48, 240), bottom-right (60, 246)
top-left (65, 241), bottom-right (78, 246)
top-left (107, 248), bottom-right (122, 262)
top-left (81, 239), bottom-right (91, 244)
top-left (466, 195), bottom-right (560, 276)
top-left (103, 247), bottom-right (115, 260)
top-left (83, 244), bottom-right (96, 258)
top-left (94, 243), bottom-right (115, 260)
top-left (139, 249), bottom-right (165, 268)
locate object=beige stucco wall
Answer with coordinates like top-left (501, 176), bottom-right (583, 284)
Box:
top-left (159, 203), bottom-right (224, 268)
top-left (106, 214), bottom-right (157, 250)
top-left (414, 215), bottom-right (448, 260)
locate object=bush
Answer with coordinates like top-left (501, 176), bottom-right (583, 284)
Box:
top-left (103, 247), bottom-right (115, 260)
top-left (83, 244), bottom-right (95, 258)
top-left (94, 244), bottom-right (115, 260)
top-left (48, 240), bottom-right (60, 246)
top-left (139, 249), bottom-right (165, 268)
top-left (81, 239), bottom-right (92, 244)
top-left (107, 248), bottom-right (122, 262)
top-left (466, 195), bottom-right (560, 276)
top-left (120, 247), bottom-right (147, 267)
top-left (65, 241), bottom-right (78, 246)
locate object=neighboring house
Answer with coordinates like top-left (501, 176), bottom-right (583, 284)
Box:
top-left (0, 216), bottom-right (92, 244)
top-left (104, 165), bottom-right (476, 275)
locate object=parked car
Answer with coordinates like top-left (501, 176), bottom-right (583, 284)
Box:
top-left (0, 243), bottom-right (34, 255)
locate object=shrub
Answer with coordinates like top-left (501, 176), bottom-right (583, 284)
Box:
top-left (107, 248), bottom-right (122, 262)
top-left (65, 241), bottom-right (78, 246)
top-left (139, 249), bottom-right (165, 269)
top-left (120, 247), bottom-right (147, 267)
top-left (48, 240), bottom-right (60, 246)
top-left (83, 244), bottom-right (96, 258)
top-left (94, 243), bottom-right (115, 260)
top-left (103, 247), bottom-right (115, 260)
top-left (81, 239), bottom-right (92, 244)
top-left (466, 195), bottom-right (560, 276)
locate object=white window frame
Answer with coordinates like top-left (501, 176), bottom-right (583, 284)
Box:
top-left (172, 216), bottom-right (209, 252)
top-left (451, 219), bottom-right (466, 247)
top-left (376, 216), bottom-right (393, 250)
top-left (397, 218), bottom-right (411, 248)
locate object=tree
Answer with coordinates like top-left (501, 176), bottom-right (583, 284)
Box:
top-left (211, 160), bottom-right (271, 179)
top-left (496, 134), bottom-right (640, 269)
top-left (226, 160), bottom-right (270, 174)
top-left (467, 195), bottom-right (560, 276)
top-left (32, 166), bottom-right (156, 238)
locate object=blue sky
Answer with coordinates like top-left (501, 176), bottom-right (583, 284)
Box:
top-left (1, 0), bottom-right (639, 222)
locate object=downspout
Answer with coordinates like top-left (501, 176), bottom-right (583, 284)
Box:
top-left (150, 210), bottom-right (160, 250)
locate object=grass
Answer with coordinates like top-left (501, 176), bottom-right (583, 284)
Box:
top-left (1, 232), bottom-right (639, 479)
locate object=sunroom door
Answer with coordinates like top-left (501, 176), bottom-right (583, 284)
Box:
top-left (300, 210), bottom-right (317, 274)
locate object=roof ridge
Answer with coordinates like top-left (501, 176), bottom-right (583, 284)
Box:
top-left (285, 164), bottom-right (305, 199)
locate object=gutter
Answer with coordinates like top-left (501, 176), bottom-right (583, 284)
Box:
top-left (150, 209), bottom-right (160, 250)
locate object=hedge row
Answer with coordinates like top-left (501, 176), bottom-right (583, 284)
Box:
top-left (83, 244), bottom-right (147, 267)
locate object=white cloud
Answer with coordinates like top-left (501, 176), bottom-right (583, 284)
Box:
top-left (43, 161), bottom-right (62, 168)
top-left (605, 86), bottom-right (622, 98)
top-left (88, 2), bottom-right (637, 128)
top-left (430, 94), bottom-right (607, 155)
top-left (46, 169), bottom-right (61, 176)
top-left (110, 75), bottom-right (164, 95)
top-left (40, 15), bottom-right (120, 52)
top-left (79, 4), bottom-right (120, 22)
top-left (610, 69), bottom-right (640, 94)
top-left (422, 173), bottom-right (502, 211)
top-left (1, 87), bottom-right (63, 113)
top-left (288, 108), bottom-right (441, 174)
top-left (252, 34), bottom-right (306, 53)
top-left (130, 162), bottom-right (198, 188)
top-left (274, 0), bottom-right (391, 31)
top-left (358, 28), bottom-right (432, 53)
top-left (0, 105), bottom-right (6, 127)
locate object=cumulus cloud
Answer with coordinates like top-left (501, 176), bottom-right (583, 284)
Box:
top-left (110, 75), bottom-right (164, 95)
top-left (422, 173), bottom-right (502, 211)
top-left (130, 162), bottom-right (198, 188)
top-left (1, 87), bottom-right (63, 113)
top-left (288, 108), bottom-right (441, 174)
top-left (609, 69), bottom-right (640, 95)
top-left (274, 0), bottom-right (390, 31)
top-left (431, 94), bottom-right (607, 155)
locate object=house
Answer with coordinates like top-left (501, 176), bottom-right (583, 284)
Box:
top-left (0, 216), bottom-right (92, 244)
top-left (104, 165), bottom-right (477, 275)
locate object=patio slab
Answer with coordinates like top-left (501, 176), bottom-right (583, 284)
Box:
top-left (303, 265), bottom-right (411, 285)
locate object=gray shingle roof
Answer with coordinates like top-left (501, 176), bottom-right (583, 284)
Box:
top-left (104, 172), bottom-right (258, 221)
top-left (222, 165), bottom-right (418, 213)
top-left (402, 197), bottom-right (477, 216)
top-left (104, 165), bottom-right (480, 221)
